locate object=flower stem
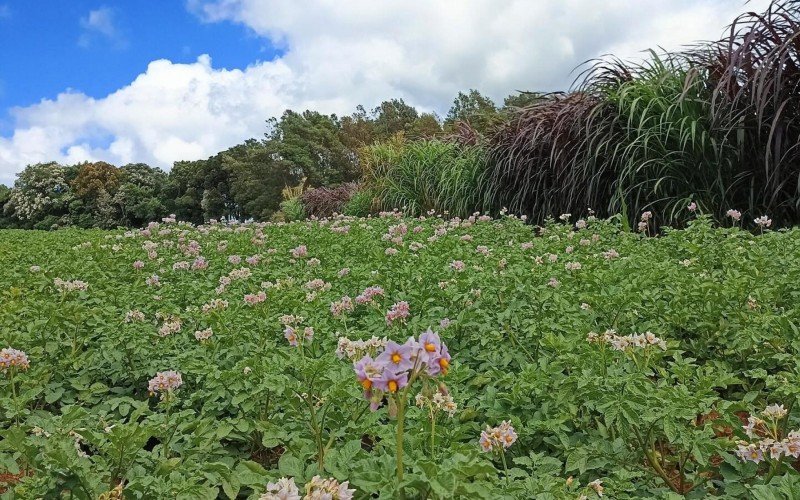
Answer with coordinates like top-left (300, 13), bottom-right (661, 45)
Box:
top-left (163, 397), bottom-right (173, 460)
top-left (395, 393), bottom-right (406, 498)
top-left (430, 409), bottom-right (436, 460)
top-left (10, 372), bottom-right (20, 426)
top-left (500, 449), bottom-right (509, 485)
top-left (765, 456), bottom-right (783, 484)
top-left (309, 399), bottom-right (325, 471)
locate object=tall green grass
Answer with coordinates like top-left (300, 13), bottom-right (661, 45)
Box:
top-left (360, 139), bottom-right (489, 217)
top-left (591, 54), bottom-right (738, 224)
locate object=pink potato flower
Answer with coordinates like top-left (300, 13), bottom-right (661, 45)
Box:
top-left (385, 301), bottom-right (410, 325)
top-left (0, 347), bottom-right (30, 372)
top-left (148, 371), bottom-right (183, 396)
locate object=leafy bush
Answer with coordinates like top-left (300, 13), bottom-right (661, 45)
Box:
top-left (701, 1), bottom-right (800, 226)
top-left (586, 53), bottom-right (734, 224)
top-left (486, 0), bottom-right (800, 227)
top-left (487, 92), bottom-right (614, 221)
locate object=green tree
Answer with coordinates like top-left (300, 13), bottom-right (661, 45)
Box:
top-left (339, 105), bottom-right (376, 150)
top-left (0, 185), bottom-right (14, 228)
top-left (372, 99), bottom-right (419, 140)
top-left (502, 91), bottom-right (544, 109)
top-left (224, 139), bottom-right (298, 220)
top-left (408, 112), bottom-right (443, 140)
top-left (444, 89), bottom-right (499, 136)
top-left (267, 110), bottom-right (356, 187)
top-left (70, 161), bottom-right (123, 228)
top-left (167, 147), bottom-right (239, 224)
top-left (114, 163), bottom-right (168, 227)
top-left (165, 160), bottom-right (205, 224)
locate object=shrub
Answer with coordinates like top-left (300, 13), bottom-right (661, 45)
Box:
top-left (701, 1), bottom-right (800, 226)
top-left (300, 182), bottom-right (359, 218)
top-left (586, 53), bottom-right (736, 224)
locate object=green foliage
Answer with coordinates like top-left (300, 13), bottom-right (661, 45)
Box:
top-left (167, 149), bottom-right (236, 224)
top-left (502, 91), bottom-right (546, 110)
top-left (592, 53), bottom-right (734, 224)
top-left (701, 1), bottom-right (800, 226)
top-left (4, 162), bottom-right (74, 228)
top-left (114, 163), bottom-right (169, 227)
top-left (69, 161), bottom-right (125, 229)
top-left (267, 111), bottom-right (357, 187)
top-left (487, 1), bottom-right (800, 227)
top-left (407, 112), bottom-right (444, 140)
top-left (445, 89), bottom-right (499, 137)
top-left (280, 197), bottom-right (306, 222)
top-left (224, 140), bottom-right (298, 221)
top-left (1, 215), bottom-right (800, 498)
top-left (362, 139), bottom-right (489, 217)
top-left (342, 188), bottom-right (375, 217)
top-left (372, 99), bottom-right (419, 139)
top-left (339, 105), bottom-right (376, 151)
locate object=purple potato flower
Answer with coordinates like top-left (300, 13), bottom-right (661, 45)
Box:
top-left (377, 340), bottom-right (414, 371)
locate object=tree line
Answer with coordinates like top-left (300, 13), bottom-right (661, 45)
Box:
top-left (0, 91), bottom-right (528, 229)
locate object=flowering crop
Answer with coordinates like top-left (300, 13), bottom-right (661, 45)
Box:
top-left (0, 347), bottom-right (29, 372)
top-left (735, 404), bottom-right (800, 470)
top-left (147, 370), bottom-right (183, 396)
top-left (385, 300), bottom-right (411, 325)
top-left (2, 212), bottom-right (800, 498)
top-left (352, 329), bottom-right (450, 401)
top-left (479, 420), bottom-right (518, 453)
top-left (586, 329), bottom-right (667, 351)
top-left (53, 277), bottom-right (89, 292)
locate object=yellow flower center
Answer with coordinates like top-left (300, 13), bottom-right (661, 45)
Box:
top-left (391, 353), bottom-right (401, 364)
top-left (388, 380), bottom-right (398, 393)
top-left (439, 358), bottom-right (450, 373)
top-left (360, 379), bottom-right (372, 390)
top-left (424, 342), bottom-right (437, 352)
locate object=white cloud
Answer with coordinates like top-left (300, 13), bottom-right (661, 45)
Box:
top-left (79, 7), bottom-right (125, 48)
top-left (0, 0), bottom-right (772, 184)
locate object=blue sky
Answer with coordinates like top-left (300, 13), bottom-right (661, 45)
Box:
top-left (0, 0), bottom-right (769, 184)
top-left (0, 1), bottom-right (277, 122)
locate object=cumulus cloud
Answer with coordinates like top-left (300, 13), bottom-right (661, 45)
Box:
top-left (79, 7), bottom-right (125, 48)
top-left (0, 0), bottom-right (771, 184)
top-left (0, 55), bottom-right (295, 183)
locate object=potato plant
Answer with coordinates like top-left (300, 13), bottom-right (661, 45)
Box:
top-left (1, 212), bottom-right (799, 498)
